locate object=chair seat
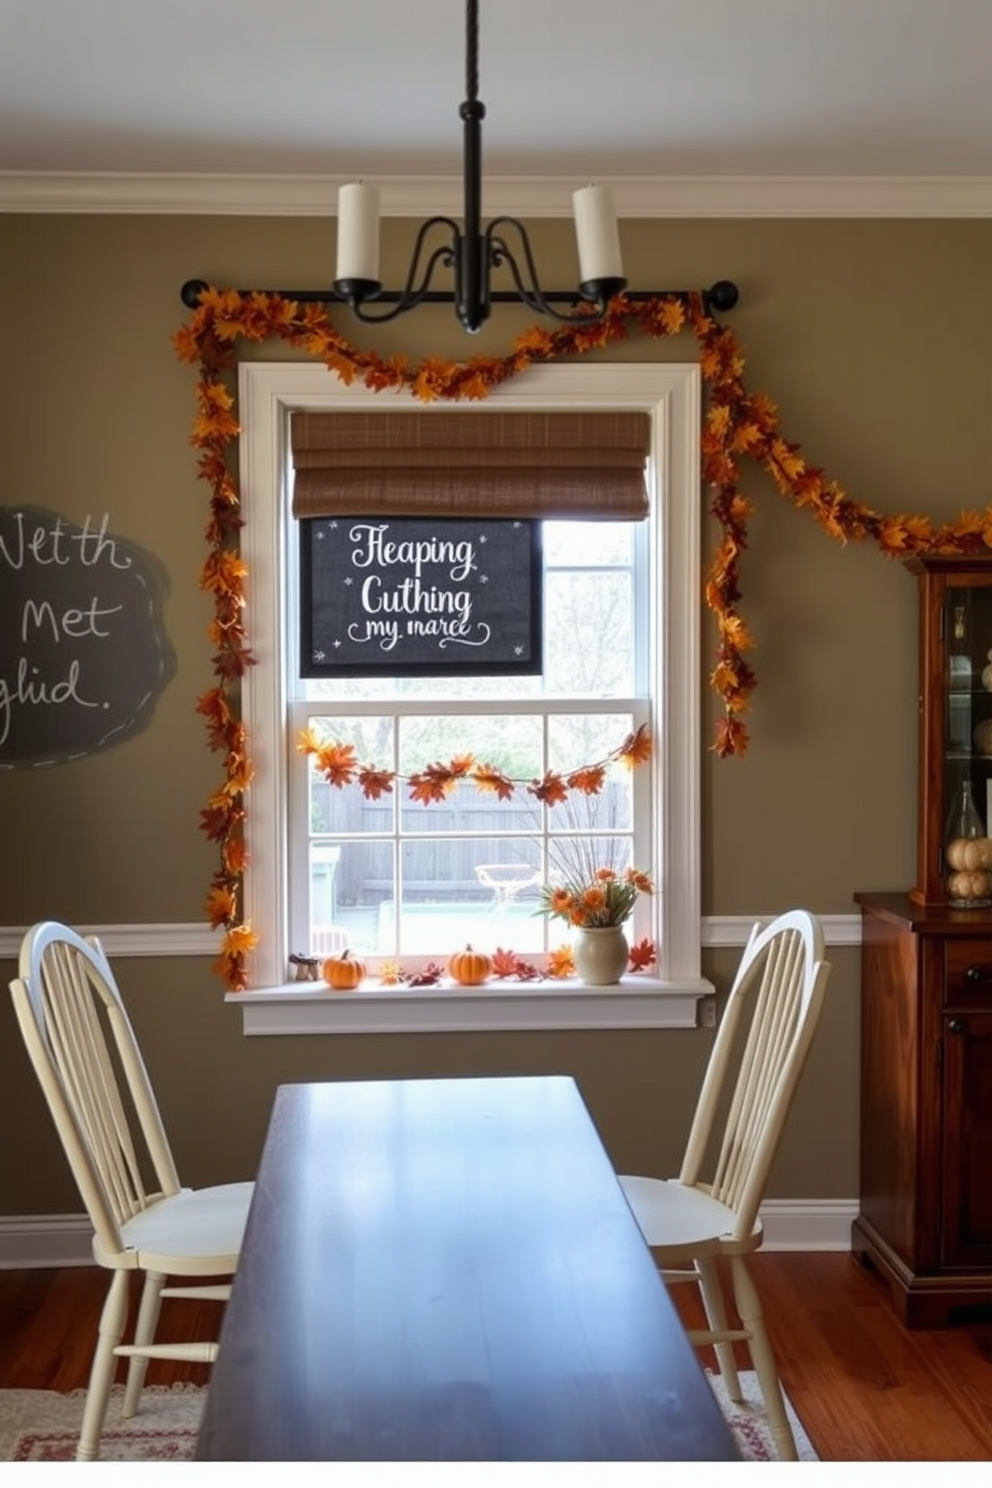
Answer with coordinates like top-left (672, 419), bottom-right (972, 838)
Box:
top-left (110, 1182), bottom-right (254, 1272)
top-left (619, 1175), bottom-right (761, 1260)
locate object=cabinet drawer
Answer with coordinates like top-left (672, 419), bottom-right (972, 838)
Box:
top-left (944, 940), bottom-right (992, 1006)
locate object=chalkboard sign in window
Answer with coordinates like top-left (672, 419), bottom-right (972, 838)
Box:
top-left (0, 507), bottom-right (176, 769)
top-left (300, 517), bottom-right (542, 677)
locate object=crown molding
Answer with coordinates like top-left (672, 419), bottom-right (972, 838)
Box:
top-left (2, 171), bottom-right (992, 218)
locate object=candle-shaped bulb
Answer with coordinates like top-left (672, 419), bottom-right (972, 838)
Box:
top-left (336, 182), bottom-right (381, 285)
top-left (572, 184), bottom-right (623, 284)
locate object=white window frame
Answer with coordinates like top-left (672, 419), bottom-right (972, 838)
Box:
top-left (233, 361), bottom-right (712, 1034)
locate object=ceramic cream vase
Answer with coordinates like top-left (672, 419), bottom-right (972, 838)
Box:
top-left (572, 925), bottom-right (629, 985)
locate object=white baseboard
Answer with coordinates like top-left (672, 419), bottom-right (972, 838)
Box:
top-left (0, 1215), bottom-right (95, 1268)
top-left (0, 1201), bottom-right (858, 1269)
top-left (759, 1199), bottom-right (859, 1251)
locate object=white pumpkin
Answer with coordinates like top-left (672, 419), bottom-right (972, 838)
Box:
top-left (948, 869), bottom-right (992, 900)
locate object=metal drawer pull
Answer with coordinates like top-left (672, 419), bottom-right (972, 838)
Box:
top-left (964, 965), bottom-right (991, 982)
top-left (949, 1019), bottom-right (966, 1034)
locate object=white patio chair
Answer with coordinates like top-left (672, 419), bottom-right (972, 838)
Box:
top-left (618, 908), bottom-right (831, 1462)
top-left (8, 920), bottom-right (254, 1461)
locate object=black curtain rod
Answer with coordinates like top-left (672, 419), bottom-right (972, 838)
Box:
top-left (179, 278), bottom-right (740, 315)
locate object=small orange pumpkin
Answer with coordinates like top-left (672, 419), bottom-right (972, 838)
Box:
top-left (448, 944), bottom-right (493, 986)
top-left (322, 948), bottom-right (367, 990)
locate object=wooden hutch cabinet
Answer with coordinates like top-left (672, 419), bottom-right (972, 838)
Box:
top-left (854, 556), bottom-right (992, 1327)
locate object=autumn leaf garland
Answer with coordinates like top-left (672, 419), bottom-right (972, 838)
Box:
top-left (176, 285), bottom-right (992, 988)
top-left (297, 723), bottom-right (653, 809)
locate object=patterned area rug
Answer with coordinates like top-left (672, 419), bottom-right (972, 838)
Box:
top-left (0, 1372), bottom-right (817, 1461)
top-left (706, 1370), bottom-right (819, 1462)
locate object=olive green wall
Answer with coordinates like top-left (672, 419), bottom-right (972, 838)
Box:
top-left (3, 212), bottom-right (988, 1217)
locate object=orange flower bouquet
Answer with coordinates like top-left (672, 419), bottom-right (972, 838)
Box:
top-left (537, 865), bottom-right (654, 929)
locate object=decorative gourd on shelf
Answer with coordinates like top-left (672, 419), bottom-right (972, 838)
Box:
top-left (945, 836), bottom-right (992, 872)
top-left (982, 648), bottom-right (992, 693)
top-left (447, 944), bottom-right (493, 986)
top-left (322, 948), bottom-right (367, 990)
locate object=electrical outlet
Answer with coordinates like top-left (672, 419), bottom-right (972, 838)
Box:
top-left (699, 996), bottom-right (717, 1030)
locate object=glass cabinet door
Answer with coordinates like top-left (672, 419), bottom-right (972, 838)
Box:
top-left (907, 555), bottom-right (992, 907)
top-left (937, 575), bottom-right (992, 906)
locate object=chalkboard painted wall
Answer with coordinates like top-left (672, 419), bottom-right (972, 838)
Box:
top-left (0, 507), bottom-right (176, 769)
top-left (301, 517), bottom-right (542, 677)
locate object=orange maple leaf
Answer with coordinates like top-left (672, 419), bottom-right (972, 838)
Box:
top-left (471, 764), bottom-right (516, 801)
top-left (199, 551), bottom-right (249, 596)
top-left (223, 922), bottom-right (259, 956)
top-left (358, 766), bottom-right (395, 801)
top-left (205, 885), bottom-right (237, 929)
top-left (567, 765), bottom-right (606, 796)
top-left (408, 765), bottom-right (458, 804)
top-left (314, 741), bottom-right (358, 789)
top-left (768, 438), bottom-right (806, 483)
top-left (627, 938), bottom-right (657, 972)
top-left (617, 723), bottom-right (652, 769)
top-left (547, 946), bottom-right (575, 979)
top-left (528, 771), bottom-right (568, 807)
top-left (491, 947), bottom-right (520, 978)
top-left (657, 298), bottom-right (686, 336)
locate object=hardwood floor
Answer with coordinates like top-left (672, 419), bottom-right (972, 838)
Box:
top-left (0, 1251), bottom-right (991, 1460)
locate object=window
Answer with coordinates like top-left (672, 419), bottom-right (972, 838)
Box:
top-left (236, 362), bottom-right (710, 1032)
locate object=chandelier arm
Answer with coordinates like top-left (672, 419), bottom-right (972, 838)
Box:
top-left (344, 218), bottom-right (462, 324)
top-left (485, 230), bottom-right (553, 317)
top-left (486, 220), bottom-right (621, 323)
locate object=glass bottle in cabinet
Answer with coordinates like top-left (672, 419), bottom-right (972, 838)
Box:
top-left (944, 779), bottom-right (992, 906)
top-left (906, 555), bottom-right (992, 907)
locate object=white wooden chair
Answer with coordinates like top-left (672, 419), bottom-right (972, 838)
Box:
top-left (618, 908), bottom-right (831, 1461)
top-left (8, 920), bottom-right (254, 1461)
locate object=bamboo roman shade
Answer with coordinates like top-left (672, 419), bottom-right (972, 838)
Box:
top-left (290, 411), bottom-right (651, 521)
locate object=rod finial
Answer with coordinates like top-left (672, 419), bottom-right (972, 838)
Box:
top-left (181, 279), bottom-right (209, 309)
top-left (705, 280), bottom-right (739, 313)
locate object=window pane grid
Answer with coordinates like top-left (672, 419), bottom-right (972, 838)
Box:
top-left (295, 699), bottom-right (650, 964)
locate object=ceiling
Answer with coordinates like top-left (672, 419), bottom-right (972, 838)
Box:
top-left (3, 0), bottom-right (992, 211)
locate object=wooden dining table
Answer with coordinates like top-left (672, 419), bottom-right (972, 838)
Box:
top-left (195, 1074), bottom-right (739, 1461)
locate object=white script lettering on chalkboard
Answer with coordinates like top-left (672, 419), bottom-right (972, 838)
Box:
top-left (0, 660), bottom-right (102, 747)
top-left (21, 598), bottom-right (125, 642)
top-left (345, 528), bottom-right (492, 650)
top-left (0, 507), bottom-right (175, 767)
top-left (0, 511), bottom-right (133, 572)
top-left (348, 524), bottom-right (476, 582)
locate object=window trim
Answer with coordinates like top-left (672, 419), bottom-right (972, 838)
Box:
top-left (235, 361), bottom-right (712, 1032)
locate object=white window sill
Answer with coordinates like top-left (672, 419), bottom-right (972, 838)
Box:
top-left (226, 975), bottom-right (715, 1035)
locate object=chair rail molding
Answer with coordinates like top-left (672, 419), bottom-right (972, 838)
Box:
top-left (0, 914), bottom-right (861, 962)
top-left (0, 1200), bottom-right (859, 1269)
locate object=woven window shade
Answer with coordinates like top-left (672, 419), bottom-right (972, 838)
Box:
top-left (290, 411), bottom-right (651, 521)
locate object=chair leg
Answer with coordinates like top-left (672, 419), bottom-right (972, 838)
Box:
top-left (123, 1270), bottom-right (165, 1419)
top-left (695, 1257), bottom-right (742, 1402)
top-left (77, 1270), bottom-right (129, 1462)
top-left (729, 1255), bottom-right (798, 1462)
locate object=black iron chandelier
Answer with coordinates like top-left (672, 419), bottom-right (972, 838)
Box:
top-left (334, 0), bottom-right (628, 333)
top-left (181, 0), bottom-right (738, 329)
